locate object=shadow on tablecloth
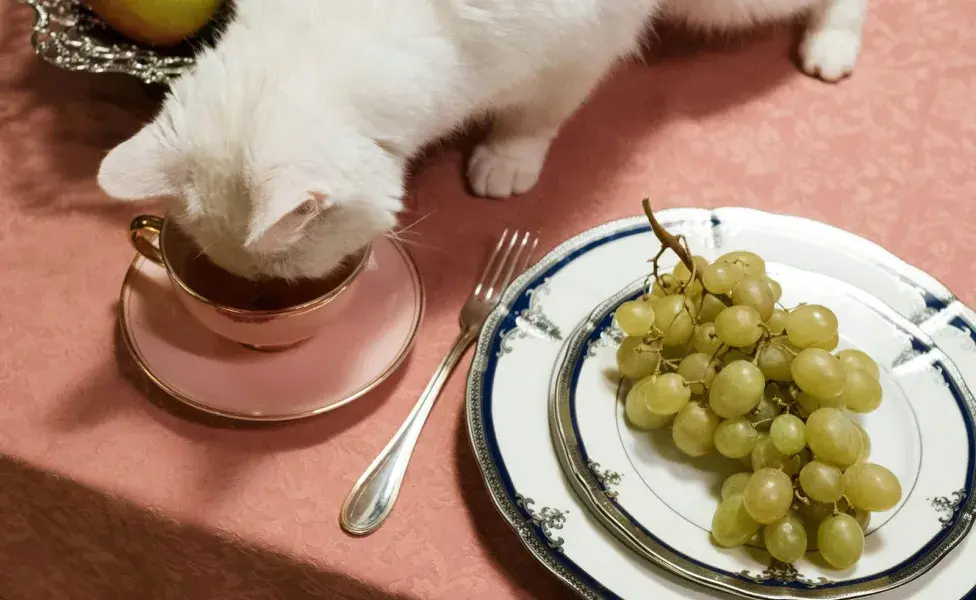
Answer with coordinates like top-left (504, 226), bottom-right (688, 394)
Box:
top-left (0, 457), bottom-right (415, 600)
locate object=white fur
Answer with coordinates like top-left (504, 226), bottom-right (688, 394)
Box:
top-left (98, 0), bottom-right (867, 281)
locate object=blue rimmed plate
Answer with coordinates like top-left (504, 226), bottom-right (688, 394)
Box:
top-left (549, 265), bottom-right (975, 599)
top-left (465, 208), bottom-right (976, 600)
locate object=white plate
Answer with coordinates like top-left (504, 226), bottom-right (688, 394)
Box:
top-left (465, 208), bottom-right (976, 600)
top-left (550, 265), bottom-right (975, 599)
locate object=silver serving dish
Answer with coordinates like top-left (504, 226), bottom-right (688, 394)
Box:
top-left (18, 0), bottom-right (211, 85)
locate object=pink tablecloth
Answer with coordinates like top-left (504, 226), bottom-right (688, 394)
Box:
top-left (2, 1), bottom-right (976, 599)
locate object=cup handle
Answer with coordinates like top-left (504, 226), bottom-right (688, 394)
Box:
top-left (129, 215), bottom-right (165, 267)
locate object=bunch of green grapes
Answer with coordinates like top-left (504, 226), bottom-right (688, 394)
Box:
top-left (616, 248), bottom-right (902, 570)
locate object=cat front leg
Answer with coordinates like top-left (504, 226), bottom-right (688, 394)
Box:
top-left (799, 0), bottom-right (867, 82)
top-left (467, 65), bottom-right (609, 199)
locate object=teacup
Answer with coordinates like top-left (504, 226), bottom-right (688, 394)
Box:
top-left (129, 214), bottom-right (370, 351)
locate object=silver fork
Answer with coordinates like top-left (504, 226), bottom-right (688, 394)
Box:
top-left (340, 229), bottom-right (538, 536)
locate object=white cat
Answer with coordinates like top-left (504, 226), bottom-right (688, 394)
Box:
top-left (98, 0), bottom-right (867, 281)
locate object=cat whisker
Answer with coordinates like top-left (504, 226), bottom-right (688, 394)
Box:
top-left (391, 211), bottom-right (435, 237)
top-left (382, 231), bottom-right (443, 253)
top-left (193, 239), bottom-right (221, 260)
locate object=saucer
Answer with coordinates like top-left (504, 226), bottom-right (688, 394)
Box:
top-left (119, 237), bottom-right (424, 422)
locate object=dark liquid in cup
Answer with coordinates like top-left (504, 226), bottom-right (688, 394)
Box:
top-left (164, 225), bottom-right (363, 311)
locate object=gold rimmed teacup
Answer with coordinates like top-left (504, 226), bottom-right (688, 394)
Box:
top-left (129, 214), bottom-right (371, 351)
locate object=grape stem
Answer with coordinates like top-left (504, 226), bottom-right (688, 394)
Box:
top-left (794, 488), bottom-right (812, 506)
top-left (770, 340), bottom-right (798, 357)
top-left (642, 198), bottom-right (697, 275)
top-left (708, 343), bottom-right (729, 364)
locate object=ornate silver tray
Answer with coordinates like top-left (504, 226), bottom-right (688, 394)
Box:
top-left (18, 0), bottom-right (214, 85)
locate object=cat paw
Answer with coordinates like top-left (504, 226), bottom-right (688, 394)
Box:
top-left (467, 137), bottom-right (550, 198)
top-left (799, 29), bottom-right (861, 83)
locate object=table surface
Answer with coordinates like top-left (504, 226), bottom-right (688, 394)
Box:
top-left (2, 1), bottom-right (976, 599)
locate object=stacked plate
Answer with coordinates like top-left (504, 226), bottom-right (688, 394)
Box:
top-left (465, 208), bottom-right (976, 600)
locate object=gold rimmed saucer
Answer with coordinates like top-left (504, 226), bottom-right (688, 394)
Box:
top-left (118, 237), bottom-right (424, 422)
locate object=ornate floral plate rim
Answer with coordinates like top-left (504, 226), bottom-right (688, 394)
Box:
top-left (465, 207), bottom-right (976, 600)
top-left (549, 272), bottom-right (976, 599)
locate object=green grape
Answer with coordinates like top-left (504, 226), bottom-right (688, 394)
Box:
top-left (751, 436), bottom-right (792, 473)
top-left (699, 294), bottom-right (729, 324)
top-left (625, 383), bottom-right (675, 429)
top-left (748, 530), bottom-right (765, 548)
top-left (651, 274), bottom-right (682, 297)
top-left (764, 278), bottom-right (783, 303)
top-left (799, 500), bottom-right (836, 528)
top-left (757, 343), bottom-right (794, 382)
top-left (818, 514), bottom-right (864, 569)
top-left (780, 451), bottom-right (802, 478)
top-left (716, 250), bottom-right (766, 279)
top-left (631, 373), bottom-right (691, 415)
top-left (748, 386), bottom-right (784, 430)
top-left (843, 463), bottom-right (902, 512)
top-left (693, 323), bottom-right (723, 355)
top-left (653, 295), bottom-right (696, 347)
top-left (709, 361), bottom-right (766, 419)
top-left (711, 493), bottom-right (761, 547)
top-left (702, 262), bottom-right (745, 295)
top-left (766, 308), bottom-right (788, 335)
top-left (616, 336), bottom-right (662, 380)
top-left (853, 421), bottom-right (871, 463)
top-left (614, 300), bottom-right (657, 336)
top-left (714, 417), bottom-right (760, 459)
top-left (662, 343), bottom-right (688, 363)
top-left (795, 391), bottom-right (820, 418)
top-left (743, 468), bottom-right (793, 524)
top-left (836, 349), bottom-right (880, 380)
top-left (764, 511), bottom-right (807, 564)
top-left (677, 353), bottom-right (721, 395)
top-left (770, 414), bottom-right (806, 456)
top-left (841, 369), bottom-right (883, 413)
top-left (722, 349), bottom-right (752, 368)
top-left (797, 392), bottom-right (847, 412)
top-left (673, 256), bottom-right (708, 297)
top-left (811, 333), bottom-right (840, 352)
top-left (799, 460), bottom-right (845, 503)
top-left (786, 304), bottom-right (838, 349)
top-left (805, 408), bottom-right (862, 468)
top-left (796, 447), bottom-right (814, 471)
top-left (722, 472), bottom-right (754, 500)
top-left (674, 255), bottom-right (709, 281)
top-left (791, 348), bottom-right (846, 399)
top-left (851, 507), bottom-right (872, 532)
top-left (833, 498), bottom-right (872, 532)
top-left (715, 305), bottom-right (763, 347)
top-left (672, 402), bottom-right (721, 457)
top-left (731, 276), bottom-right (775, 321)
top-left (804, 523), bottom-right (820, 551)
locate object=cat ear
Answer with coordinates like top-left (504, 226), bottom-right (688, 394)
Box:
top-left (245, 183), bottom-right (333, 247)
top-left (97, 123), bottom-right (176, 200)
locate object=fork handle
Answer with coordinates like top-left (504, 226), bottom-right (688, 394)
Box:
top-left (339, 326), bottom-right (480, 535)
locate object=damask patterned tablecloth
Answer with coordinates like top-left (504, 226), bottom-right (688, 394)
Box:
top-left (2, 1), bottom-right (976, 599)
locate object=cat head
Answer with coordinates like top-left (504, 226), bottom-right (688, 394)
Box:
top-left (97, 54), bottom-right (405, 281)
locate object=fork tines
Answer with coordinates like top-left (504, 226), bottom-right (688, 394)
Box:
top-left (474, 229), bottom-right (539, 303)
